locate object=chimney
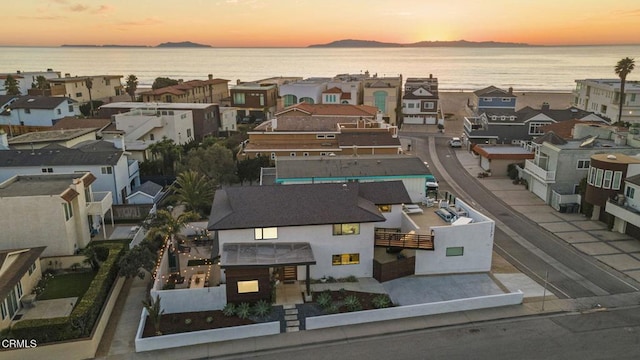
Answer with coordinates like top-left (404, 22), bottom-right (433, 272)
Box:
top-left (542, 102), bottom-right (550, 111)
top-left (0, 129), bottom-right (7, 148)
top-left (65, 73), bottom-right (71, 77)
top-left (272, 117), bottom-right (277, 130)
top-left (508, 87), bottom-right (513, 94)
top-left (429, 74), bottom-right (433, 79)
top-left (208, 74), bottom-right (213, 80)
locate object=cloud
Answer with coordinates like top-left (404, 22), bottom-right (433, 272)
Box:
top-left (19, 15), bottom-right (65, 20)
top-left (69, 4), bottom-right (89, 12)
top-left (618, 9), bottom-right (640, 17)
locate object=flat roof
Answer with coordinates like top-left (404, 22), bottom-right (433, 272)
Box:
top-left (0, 174), bottom-right (80, 197)
top-left (275, 155), bottom-right (431, 180)
top-left (221, 242), bottom-right (315, 268)
top-left (8, 128), bottom-right (96, 144)
top-left (99, 102), bottom-right (216, 110)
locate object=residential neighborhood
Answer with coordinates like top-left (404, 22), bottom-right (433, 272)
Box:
top-left (2, 63), bottom-right (640, 360)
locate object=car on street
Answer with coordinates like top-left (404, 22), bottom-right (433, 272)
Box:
top-left (449, 137), bottom-right (462, 148)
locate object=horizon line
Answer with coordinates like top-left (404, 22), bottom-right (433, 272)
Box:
top-left (1, 43), bottom-right (640, 48)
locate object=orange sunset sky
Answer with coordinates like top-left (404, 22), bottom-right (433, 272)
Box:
top-left (3, 0), bottom-right (640, 47)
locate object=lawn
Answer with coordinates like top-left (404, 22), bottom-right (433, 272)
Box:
top-left (37, 271), bottom-right (97, 301)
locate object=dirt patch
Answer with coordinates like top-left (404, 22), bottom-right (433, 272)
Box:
top-left (142, 310), bottom-right (255, 337)
top-left (491, 251), bottom-right (519, 273)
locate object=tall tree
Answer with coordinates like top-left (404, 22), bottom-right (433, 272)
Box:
top-left (145, 209), bottom-right (199, 273)
top-left (171, 170), bottom-right (215, 216)
top-left (84, 77), bottom-right (94, 116)
top-left (148, 137), bottom-right (181, 176)
top-left (614, 57), bottom-right (635, 123)
top-left (180, 144), bottom-right (238, 184)
top-left (125, 74), bottom-right (138, 101)
top-left (152, 77), bottom-right (179, 90)
top-left (3, 75), bottom-right (21, 95)
top-left (34, 75), bottom-right (50, 96)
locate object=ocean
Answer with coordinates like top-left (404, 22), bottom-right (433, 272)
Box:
top-left (1, 45), bottom-right (639, 91)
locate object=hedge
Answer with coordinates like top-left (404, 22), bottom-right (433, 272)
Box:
top-left (6, 243), bottom-right (125, 343)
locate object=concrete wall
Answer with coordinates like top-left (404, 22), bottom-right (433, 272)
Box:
top-left (305, 291), bottom-right (523, 330)
top-left (219, 222), bottom-right (376, 279)
top-left (150, 287), bottom-right (227, 314)
top-left (40, 255), bottom-right (91, 272)
top-left (134, 309), bottom-right (280, 352)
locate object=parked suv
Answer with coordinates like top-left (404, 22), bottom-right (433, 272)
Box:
top-left (449, 137), bottom-right (462, 148)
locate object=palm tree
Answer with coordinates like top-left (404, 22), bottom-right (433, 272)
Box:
top-left (85, 77), bottom-right (94, 116)
top-left (614, 57), bottom-right (635, 123)
top-left (145, 209), bottom-right (199, 273)
top-left (34, 75), bottom-right (49, 96)
top-left (125, 74), bottom-right (138, 101)
top-left (171, 170), bottom-right (215, 216)
top-left (3, 75), bottom-right (21, 95)
top-left (142, 294), bottom-right (164, 336)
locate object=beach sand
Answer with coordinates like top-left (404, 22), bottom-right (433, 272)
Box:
top-left (402, 91), bottom-right (575, 135)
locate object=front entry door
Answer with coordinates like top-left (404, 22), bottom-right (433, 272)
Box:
top-left (279, 266), bottom-right (297, 284)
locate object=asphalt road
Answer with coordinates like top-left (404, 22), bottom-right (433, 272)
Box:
top-left (402, 133), bottom-right (640, 299)
top-left (218, 307), bottom-right (640, 360)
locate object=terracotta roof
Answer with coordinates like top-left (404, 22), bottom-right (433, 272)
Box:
top-left (276, 103), bottom-right (378, 117)
top-left (323, 87), bottom-right (343, 94)
top-left (341, 93), bottom-right (352, 100)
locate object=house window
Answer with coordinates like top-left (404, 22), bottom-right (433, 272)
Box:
top-left (483, 98), bottom-right (492, 102)
top-left (75, 92), bottom-right (82, 98)
top-left (41, 168), bottom-right (53, 173)
top-left (423, 102), bottom-right (434, 110)
top-left (626, 186), bottom-right (635, 199)
top-left (588, 167), bottom-right (596, 185)
top-left (254, 227), bottom-right (277, 240)
top-left (528, 122), bottom-right (546, 135)
top-left (325, 134), bottom-right (335, 139)
top-left (332, 253), bottom-right (360, 265)
top-left (63, 202), bottom-right (73, 221)
top-left (237, 280), bottom-right (259, 293)
top-left (595, 168), bottom-right (604, 187)
top-left (333, 223), bottom-right (360, 235)
top-left (57, 109), bottom-right (61, 115)
top-left (320, 152), bottom-right (328, 156)
top-left (602, 170), bottom-right (613, 189)
top-left (101, 166), bottom-right (113, 175)
top-left (283, 95), bottom-right (297, 107)
top-left (613, 171), bottom-right (622, 190)
top-left (502, 98), bottom-right (511, 102)
top-left (0, 300), bottom-right (6, 320)
top-left (446, 247), bottom-right (464, 256)
top-left (69, 105), bottom-right (74, 112)
top-left (373, 91), bottom-right (387, 113)
top-left (16, 282), bottom-right (22, 298)
top-left (28, 263), bottom-right (36, 275)
top-left (25, 108), bottom-right (31, 114)
top-left (577, 160), bottom-right (590, 169)
top-left (316, 134), bottom-right (326, 139)
top-left (105, 79), bottom-right (110, 85)
top-left (259, 94), bottom-right (265, 106)
top-left (378, 204), bottom-right (392, 212)
top-left (408, 103), bottom-right (415, 109)
top-left (149, 134), bottom-right (155, 141)
top-left (233, 93), bottom-right (246, 105)
top-left (187, 129), bottom-right (192, 138)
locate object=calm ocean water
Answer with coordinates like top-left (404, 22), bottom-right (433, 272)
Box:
top-left (1, 45), bottom-right (639, 91)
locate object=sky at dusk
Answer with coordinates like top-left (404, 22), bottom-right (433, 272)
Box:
top-left (3, 0), bottom-right (640, 47)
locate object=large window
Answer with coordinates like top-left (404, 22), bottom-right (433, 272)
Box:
top-left (626, 186), bottom-right (635, 199)
top-left (446, 247), bottom-right (464, 256)
top-left (588, 167), bottom-right (597, 185)
top-left (283, 94), bottom-right (297, 107)
top-left (602, 170), bottom-right (613, 189)
top-left (595, 168), bottom-right (604, 187)
top-left (528, 122), bottom-right (546, 135)
top-left (577, 160), bottom-right (590, 169)
top-left (101, 166), bottom-right (113, 175)
top-left (237, 280), bottom-right (259, 293)
top-left (233, 92), bottom-right (245, 105)
top-left (332, 253), bottom-right (360, 265)
top-left (63, 202), bottom-right (73, 221)
top-left (254, 227), bottom-right (277, 240)
top-left (28, 263), bottom-right (36, 275)
top-left (613, 171), bottom-right (623, 190)
top-left (373, 91), bottom-right (387, 113)
top-left (333, 223), bottom-right (360, 235)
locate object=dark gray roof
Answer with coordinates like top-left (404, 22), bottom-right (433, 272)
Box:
top-left (626, 174), bottom-right (640, 186)
top-left (402, 88), bottom-right (439, 100)
top-left (9, 96), bottom-right (74, 110)
top-left (132, 181), bottom-right (163, 197)
top-left (0, 95), bottom-right (17, 106)
top-left (517, 106), bottom-right (603, 123)
top-left (208, 182), bottom-right (387, 230)
top-left (337, 132), bottom-right (401, 147)
top-left (533, 131), bottom-right (568, 145)
top-left (0, 141), bottom-right (122, 167)
top-left (355, 181), bottom-right (412, 205)
top-left (0, 247), bottom-right (46, 301)
top-left (221, 242), bottom-right (315, 268)
top-left (474, 86), bottom-right (516, 98)
top-left (275, 155), bottom-right (431, 180)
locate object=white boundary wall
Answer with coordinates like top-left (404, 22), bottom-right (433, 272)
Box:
top-left (306, 291), bottom-right (523, 330)
top-left (150, 286), bottom-right (227, 314)
top-left (134, 309), bottom-right (280, 352)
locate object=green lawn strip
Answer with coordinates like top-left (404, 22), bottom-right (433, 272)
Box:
top-left (37, 271), bottom-right (97, 301)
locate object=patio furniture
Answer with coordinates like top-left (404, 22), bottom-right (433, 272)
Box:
top-left (189, 274), bottom-right (206, 289)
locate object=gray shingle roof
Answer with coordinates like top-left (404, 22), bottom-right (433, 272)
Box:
top-left (208, 182), bottom-right (391, 230)
top-left (474, 86), bottom-right (516, 98)
top-left (337, 132), bottom-right (401, 147)
top-left (0, 140), bottom-right (122, 167)
top-left (132, 181), bottom-right (163, 197)
top-left (275, 155), bottom-right (431, 179)
top-left (9, 96), bottom-right (75, 110)
top-left (517, 106), bottom-right (601, 122)
top-left (626, 174), bottom-right (640, 186)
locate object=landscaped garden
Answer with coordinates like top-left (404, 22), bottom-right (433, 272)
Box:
top-left (35, 270), bottom-right (96, 300)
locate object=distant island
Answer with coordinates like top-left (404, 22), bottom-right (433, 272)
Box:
top-left (61, 41), bottom-right (211, 48)
top-left (308, 39), bottom-right (532, 48)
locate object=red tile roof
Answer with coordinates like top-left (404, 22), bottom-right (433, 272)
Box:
top-left (276, 103), bottom-right (378, 117)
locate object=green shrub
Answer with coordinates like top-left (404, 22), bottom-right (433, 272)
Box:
top-left (222, 303), bottom-right (236, 317)
top-left (325, 303), bottom-right (339, 314)
top-left (206, 316), bottom-right (214, 323)
top-left (341, 275), bottom-right (358, 283)
top-left (372, 294), bottom-right (391, 309)
top-left (252, 300), bottom-right (272, 318)
top-left (344, 295), bottom-right (362, 312)
top-left (316, 291), bottom-right (332, 309)
top-left (236, 302), bottom-right (251, 319)
top-left (184, 318), bottom-right (192, 325)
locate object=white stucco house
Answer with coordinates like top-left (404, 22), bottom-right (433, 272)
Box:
top-left (207, 181), bottom-right (495, 303)
top-left (2, 96), bottom-right (78, 127)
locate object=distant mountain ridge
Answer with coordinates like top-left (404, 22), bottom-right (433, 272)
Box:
top-left (156, 41), bottom-right (211, 48)
top-left (309, 39), bottom-right (532, 48)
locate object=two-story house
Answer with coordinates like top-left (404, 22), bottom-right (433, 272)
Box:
top-left (0, 246), bottom-right (45, 331)
top-left (2, 96), bottom-right (78, 127)
top-left (0, 140), bottom-right (139, 205)
top-left (48, 74), bottom-right (124, 103)
top-left (605, 173), bottom-right (640, 238)
top-left (7, 128), bottom-right (98, 150)
top-left (279, 77), bottom-right (330, 107)
top-left (0, 69), bottom-right (61, 96)
top-left (573, 79), bottom-right (640, 123)
top-left (363, 75), bottom-right (402, 126)
top-left (0, 172), bottom-right (106, 256)
top-left (229, 82), bottom-right (278, 122)
top-left (402, 76), bottom-right (440, 125)
top-left (207, 181), bottom-right (495, 303)
top-left (140, 76), bottom-right (230, 104)
top-left (471, 86), bottom-right (517, 114)
top-left (113, 108), bottom-right (195, 145)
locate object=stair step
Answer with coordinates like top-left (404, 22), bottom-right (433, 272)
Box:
top-left (285, 315), bottom-right (298, 321)
top-left (286, 320), bottom-right (300, 327)
top-left (285, 309), bottom-right (298, 315)
top-left (282, 304), bottom-right (296, 310)
top-left (286, 327), bottom-right (300, 333)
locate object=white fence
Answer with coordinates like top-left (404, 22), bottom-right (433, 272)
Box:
top-left (150, 286), bottom-right (227, 314)
top-left (134, 309), bottom-right (280, 352)
top-left (306, 291), bottom-right (524, 330)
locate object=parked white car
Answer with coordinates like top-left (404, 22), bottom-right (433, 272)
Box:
top-left (449, 137), bottom-right (462, 148)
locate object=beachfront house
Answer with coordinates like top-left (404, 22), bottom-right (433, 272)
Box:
top-left (401, 76), bottom-right (441, 126)
top-left (363, 75), bottom-right (403, 126)
top-left (48, 74), bottom-right (124, 104)
top-left (139, 76), bottom-right (230, 104)
top-left (573, 79), bottom-right (640, 124)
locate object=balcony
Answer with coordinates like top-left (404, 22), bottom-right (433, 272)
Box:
top-left (524, 159), bottom-right (556, 183)
top-left (374, 230), bottom-right (434, 250)
top-left (605, 199), bottom-right (640, 228)
top-left (87, 191), bottom-right (113, 216)
top-left (128, 159), bottom-right (139, 178)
